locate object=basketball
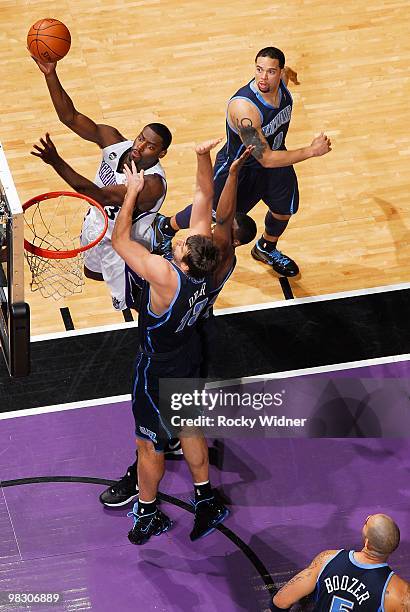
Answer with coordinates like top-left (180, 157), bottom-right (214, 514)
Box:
top-left (27, 18), bottom-right (71, 63)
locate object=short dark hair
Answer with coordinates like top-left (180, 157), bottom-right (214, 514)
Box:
top-left (235, 213), bottom-right (257, 245)
top-left (182, 235), bottom-right (219, 279)
top-left (255, 47), bottom-right (285, 69)
top-left (147, 123), bottom-right (172, 150)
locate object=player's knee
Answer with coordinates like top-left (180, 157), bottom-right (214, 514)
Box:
top-left (136, 439), bottom-right (156, 456)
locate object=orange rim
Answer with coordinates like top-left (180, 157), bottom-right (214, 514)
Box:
top-left (23, 191), bottom-right (108, 260)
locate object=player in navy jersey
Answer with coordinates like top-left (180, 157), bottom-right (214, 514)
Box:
top-left (152, 46), bottom-right (331, 277)
top-left (32, 59), bottom-right (171, 309)
top-left (112, 138), bottom-right (232, 545)
top-left (270, 514), bottom-right (409, 611)
top-left (98, 147), bottom-right (257, 509)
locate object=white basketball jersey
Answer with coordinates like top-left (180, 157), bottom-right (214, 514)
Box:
top-left (89, 140), bottom-right (167, 246)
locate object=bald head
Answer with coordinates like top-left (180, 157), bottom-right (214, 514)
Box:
top-left (364, 514), bottom-right (400, 557)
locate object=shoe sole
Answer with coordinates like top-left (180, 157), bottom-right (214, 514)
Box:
top-left (100, 492), bottom-right (138, 507)
top-left (190, 508), bottom-right (230, 541)
top-left (251, 248), bottom-right (299, 277)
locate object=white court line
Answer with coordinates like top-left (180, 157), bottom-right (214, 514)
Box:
top-left (2, 353), bottom-right (409, 420)
top-left (31, 320), bottom-right (137, 342)
top-left (206, 353), bottom-right (410, 389)
top-left (0, 394), bottom-right (130, 421)
top-left (214, 281), bottom-right (410, 316)
top-left (31, 281), bottom-right (410, 342)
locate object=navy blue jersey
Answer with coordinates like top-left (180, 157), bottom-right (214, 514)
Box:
top-left (202, 258), bottom-right (237, 319)
top-left (314, 550), bottom-right (394, 612)
top-left (215, 78), bottom-right (293, 174)
top-left (127, 261), bottom-right (210, 354)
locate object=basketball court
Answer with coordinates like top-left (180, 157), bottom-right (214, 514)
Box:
top-left (1, 0), bottom-right (410, 610)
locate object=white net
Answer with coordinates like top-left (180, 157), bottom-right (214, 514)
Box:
top-left (24, 193), bottom-right (106, 300)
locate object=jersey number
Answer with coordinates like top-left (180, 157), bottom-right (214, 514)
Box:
top-left (105, 206), bottom-right (119, 221)
top-left (330, 596), bottom-right (354, 612)
top-left (176, 298), bottom-right (208, 333)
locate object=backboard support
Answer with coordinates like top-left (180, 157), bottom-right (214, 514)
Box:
top-left (0, 142), bottom-right (30, 377)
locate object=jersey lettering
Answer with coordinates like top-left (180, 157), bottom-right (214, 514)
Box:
top-left (188, 282), bottom-right (206, 307)
top-left (262, 105), bottom-right (292, 137)
top-left (98, 160), bottom-right (117, 186)
top-left (324, 576), bottom-right (370, 606)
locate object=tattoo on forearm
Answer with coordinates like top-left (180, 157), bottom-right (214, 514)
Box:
top-left (236, 118), bottom-right (266, 160)
top-left (276, 551), bottom-right (336, 598)
top-left (279, 568), bottom-right (313, 593)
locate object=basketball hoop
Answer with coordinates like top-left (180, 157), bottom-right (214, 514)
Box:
top-left (23, 191), bottom-right (108, 300)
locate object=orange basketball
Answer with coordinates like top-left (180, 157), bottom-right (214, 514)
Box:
top-left (27, 19), bottom-right (71, 63)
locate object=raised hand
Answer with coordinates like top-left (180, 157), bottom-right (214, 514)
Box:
top-left (310, 133), bottom-right (332, 157)
top-left (124, 161), bottom-right (145, 195)
top-left (283, 66), bottom-right (300, 85)
top-left (30, 133), bottom-right (61, 165)
top-left (31, 56), bottom-right (57, 75)
top-left (229, 145), bottom-right (255, 174)
top-left (195, 138), bottom-right (223, 156)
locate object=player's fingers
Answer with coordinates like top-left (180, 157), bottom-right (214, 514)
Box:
top-left (31, 144), bottom-right (43, 153)
top-left (30, 151), bottom-right (41, 158)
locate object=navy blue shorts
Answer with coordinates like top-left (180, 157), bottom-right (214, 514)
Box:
top-left (213, 162), bottom-right (299, 216)
top-left (132, 341), bottom-right (202, 452)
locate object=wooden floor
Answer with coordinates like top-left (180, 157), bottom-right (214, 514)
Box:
top-left (1, 0), bottom-right (409, 335)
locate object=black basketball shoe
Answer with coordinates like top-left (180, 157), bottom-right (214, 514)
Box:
top-left (128, 509), bottom-right (172, 545)
top-left (251, 241), bottom-right (299, 277)
top-left (190, 492), bottom-right (229, 541)
top-left (151, 214), bottom-right (174, 260)
top-left (99, 461), bottom-right (138, 507)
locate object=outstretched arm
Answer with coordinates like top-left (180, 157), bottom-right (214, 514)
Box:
top-left (212, 145), bottom-right (254, 253)
top-left (188, 138), bottom-right (222, 238)
top-left (228, 98), bottom-right (331, 169)
top-left (272, 550), bottom-right (337, 609)
top-left (112, 162), bottom-right (174, 290)
top-left (33, 59), bottom-right (125, 148)
top-left (31, 133), bottom-right (163, 211)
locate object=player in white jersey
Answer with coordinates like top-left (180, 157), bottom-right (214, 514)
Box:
top-left (32, 59), bottom-right (171, 309)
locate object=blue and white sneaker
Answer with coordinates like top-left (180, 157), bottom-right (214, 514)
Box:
top-left (251, 240), bottom-right (299, 277)
top-left (151, 214), bottom-right (174, 260)
top-left (127, 508), bottom-right (172, 545)
top-left (189, 493), bottom-right (229, 541)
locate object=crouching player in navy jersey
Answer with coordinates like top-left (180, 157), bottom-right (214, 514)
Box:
top-left (270, 514), bottom-right (409, 611)
top-left (112, 139), bottom-right (230, 544)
